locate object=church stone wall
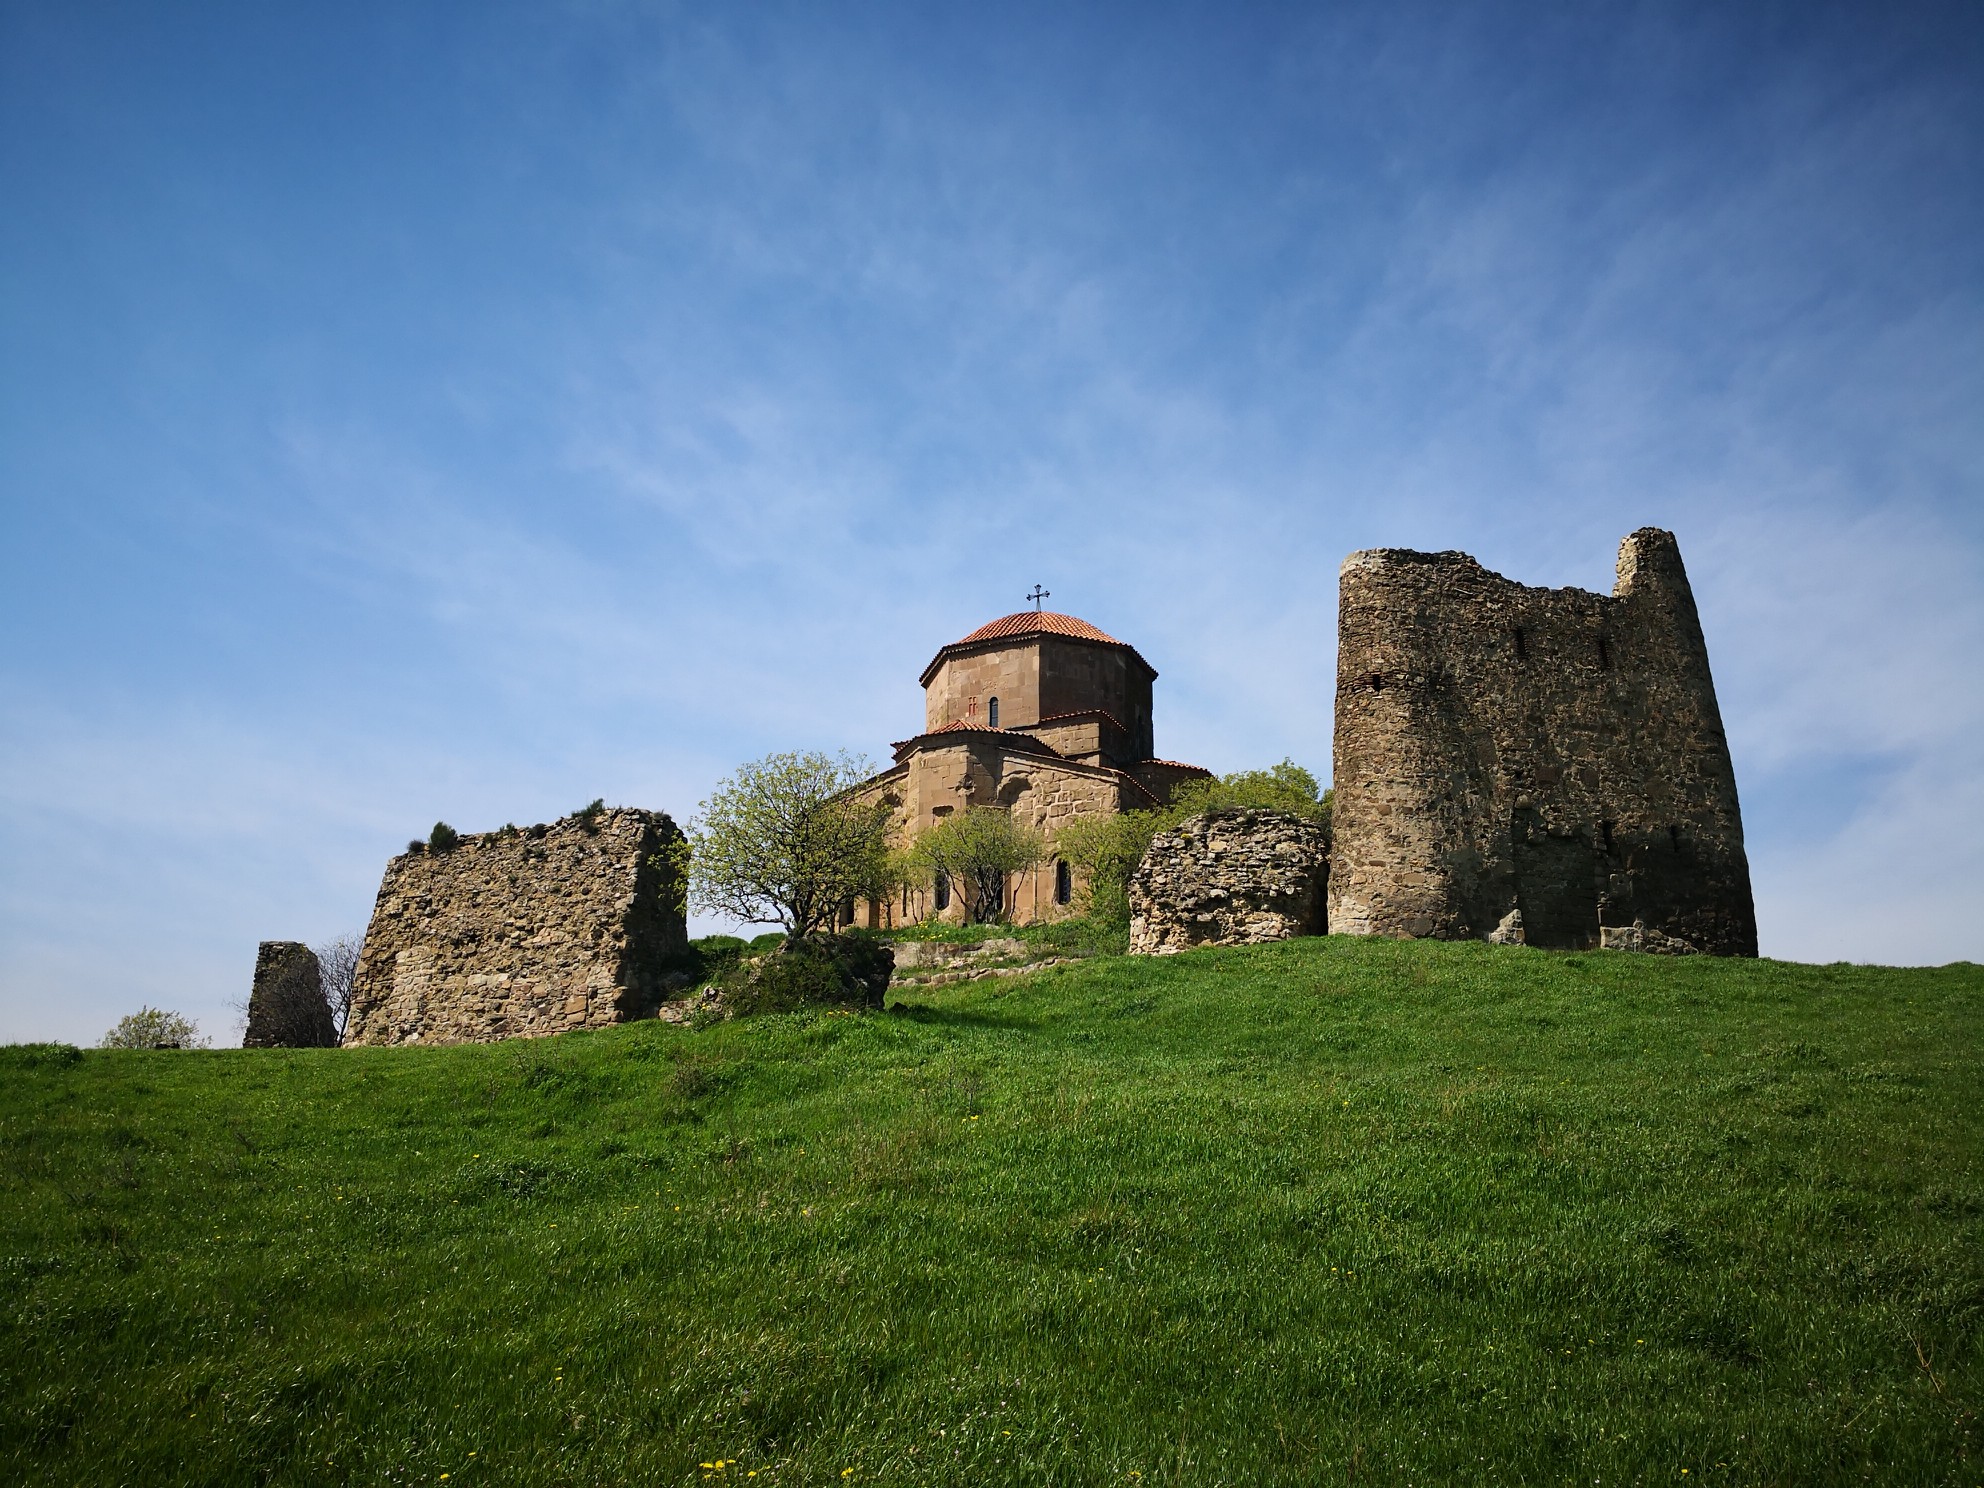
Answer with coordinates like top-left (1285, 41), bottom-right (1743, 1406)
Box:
top-left (852, 739), bottom-right (1135, 927)
top-left (926, 644), bottom-right (1042, 732)
top-left (346, 807), bottom-right (688, 1046)
top-left (1038, 637), bottom-right (1153, 761)
top-left (1329, 528), bottom-right (1756, 956)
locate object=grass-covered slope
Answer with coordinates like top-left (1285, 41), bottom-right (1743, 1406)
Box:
top-left (5, 939), bottom-right (1981, 1485)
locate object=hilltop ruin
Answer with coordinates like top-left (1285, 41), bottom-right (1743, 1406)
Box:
top-left (1329, 528), bottom-right (1756, 956)
top-left (345, 807), bottom-right (688, 1045)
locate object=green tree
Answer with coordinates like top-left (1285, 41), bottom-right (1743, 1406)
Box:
top-left (906, 808), bottom-right (1048, 924)
top-left (1168, 759), bottom-right (1331, 827)
top-left (1058, 759), bottom-right (1332, 926)
top-left (689, 751), bottom-right (892, 943)
top-left (100, 1006), bottom-right (209, 1050)
top-left (1053, 812), bottom-right (1151, 926)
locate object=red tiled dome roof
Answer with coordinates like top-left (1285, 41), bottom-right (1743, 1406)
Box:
top-left (920, 608), bottom-right (1153, 687)
top-left (955, 611), bottom-right (1122, 646)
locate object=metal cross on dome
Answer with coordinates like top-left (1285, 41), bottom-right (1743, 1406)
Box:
top-left (1026, 584), bottom-right (1050, 611)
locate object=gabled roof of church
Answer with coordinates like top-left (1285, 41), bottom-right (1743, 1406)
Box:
top-left (887, 722), bottom-right (1068, 764)
top-left (920, 610), bottom-right (1156, 686)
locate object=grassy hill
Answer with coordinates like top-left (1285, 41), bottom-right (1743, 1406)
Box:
top-left (4, 937), bottom-right (1981, 1485)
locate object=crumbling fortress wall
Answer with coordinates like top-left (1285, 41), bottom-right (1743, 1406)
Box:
top-left (244, 940), bottom-right (337, 1048)
top-left (1129, 808), bottom-right (1330, 955)
top-left (346, 807), bottom-right (688, 1045)
top-left (1330, 528), bottom-right (1757, 956)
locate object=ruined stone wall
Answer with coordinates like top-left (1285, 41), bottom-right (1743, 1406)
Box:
top-left (244, 940), bottom-right (336, 1048)
top-left (1128, 808), bottom-right (1330, 954)
top-left (346, 807), bottom-right (688, 1045)
top-left (1329, 528), bottom-right (1756, 956)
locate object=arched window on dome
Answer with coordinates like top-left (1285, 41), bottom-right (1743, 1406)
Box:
top-left (988, 696), bottom-right (1000, 729)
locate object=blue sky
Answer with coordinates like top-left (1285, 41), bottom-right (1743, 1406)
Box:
top-left (3, 0), bottom-right (1980, 1043)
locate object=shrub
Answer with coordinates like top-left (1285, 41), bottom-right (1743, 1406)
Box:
top-left (1058, 759), bottom-right (1331, 925)
top-left (692, 933), bottom-right (750, 958)
top-left (668, 934), bottom-right (751, 984)
top-left (428, 821), bottom-right (459, 853)
top-left (2, 1043), bottom-right (83, 1069)
top-left (99, 1007), bottom-right (209, 1050)
top-left (1168, 760), bottom-right (1332, 832)
top-left (574, 798), bottom-right (607, 831)
top-left (717, 934), bottom-right (893, 1017)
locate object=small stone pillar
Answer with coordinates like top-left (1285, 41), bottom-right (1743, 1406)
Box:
top-left (1129, 808), bottom-right (1330, 955)
top-left (244, 941), bottom-right (337, 1048)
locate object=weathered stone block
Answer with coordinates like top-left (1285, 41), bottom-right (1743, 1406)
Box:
top-left (1128, 808), bottom-right (1330, 955)
top-left (345, 807), bottom-right (687, 1046)
top-left (244, 940), bottom-right (337, 1048)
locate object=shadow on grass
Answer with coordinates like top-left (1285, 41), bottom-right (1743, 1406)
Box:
top-left (882, 1000), bottom-right (1033, 1030)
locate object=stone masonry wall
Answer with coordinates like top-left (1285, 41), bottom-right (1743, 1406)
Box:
top-left (1329, 528), bottom-right (1756, 956)
top-left (244, 940), bottom-right (336, 1048)
top-left (346, 807), bottom-right (688, 1045)
top-left (1129, 808), bottom-right (1330, 955)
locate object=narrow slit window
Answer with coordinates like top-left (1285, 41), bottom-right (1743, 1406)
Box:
top-left (988, 696), bottom-right (1000, 729)
top-left (1600, 820), bottom-right (1616, 851)
top-left (1055, 858), bottom-right (1072, 905)
top-left (1668, 824), bottom-right (1681, 850)
top-left (1513, 627), bottom-right (1529, 660)
top-left (1596, 635), bottom-right (1610, 670)
top-left (1370, 673), bottom-right (1384, 692)
top-left (934, 872), bottom-right (950, 912)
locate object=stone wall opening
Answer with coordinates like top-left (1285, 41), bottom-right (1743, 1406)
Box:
top-left (1511, 810), bottom-right (1599, 950)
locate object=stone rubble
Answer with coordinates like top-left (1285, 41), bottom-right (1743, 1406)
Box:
top-left (1128, 808), bottom-right (1330, 955)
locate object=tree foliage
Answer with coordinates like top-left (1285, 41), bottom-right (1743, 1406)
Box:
top-left (1168, 760), bottom-right (1331, 826)
top-left (100, 1006), bottom-right (209, 1050)
top-left (689, 751), bottom-right (892, 942)
top-left (1057, 759), bottom-right (1332, 925)
top-left (905, 808), bottom-right (1048, 924)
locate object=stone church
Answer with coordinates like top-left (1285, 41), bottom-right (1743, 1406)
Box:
top-left (850, 609), bottom-right (1210, 926)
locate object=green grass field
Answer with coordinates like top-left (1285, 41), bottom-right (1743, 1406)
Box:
top-left (5, 937), bottom-right (1981, 1485)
